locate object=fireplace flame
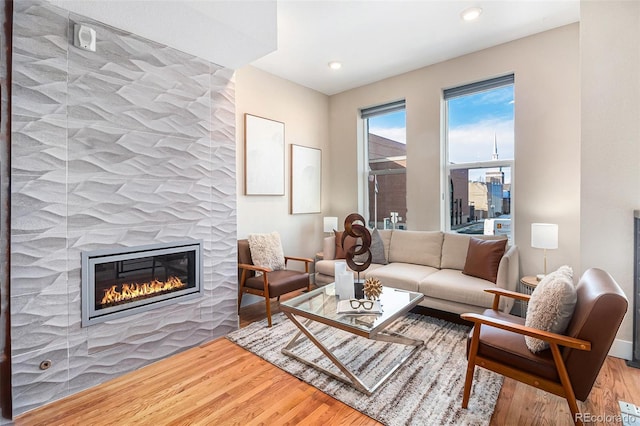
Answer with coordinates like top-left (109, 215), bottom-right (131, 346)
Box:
top-left (100, 276), bottom-right (186, 306)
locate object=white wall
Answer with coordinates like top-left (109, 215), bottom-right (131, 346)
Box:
top-left (235, 65), bottom-right (330, 263)
top-left (328, 25), bottom-right (581, 279)
top-left (580, 1), bottom-right (640, 350)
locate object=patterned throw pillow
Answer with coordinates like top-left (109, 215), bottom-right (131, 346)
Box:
top-left (524, 265), bottom-right (577, 353)
top-left (248, 232), bottom-right (286, 272)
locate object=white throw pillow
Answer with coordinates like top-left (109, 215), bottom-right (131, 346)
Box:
top-left (248, 232), bottom-right (285, 272)
top-left (524, 265), bottom-right (577, 353)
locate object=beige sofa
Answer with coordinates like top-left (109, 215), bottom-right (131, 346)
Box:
top-left (315, 230), bottom-right (519, 314)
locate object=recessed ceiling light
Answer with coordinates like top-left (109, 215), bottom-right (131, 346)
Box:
top-left (461, 7), bottom-right (482, 22)
top-left (328, 61), bottom-right (342, 70)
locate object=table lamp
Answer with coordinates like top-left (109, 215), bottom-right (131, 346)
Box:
top-left (323, 216), bottom-right (338, 235)
top-left (531, 223), bottom-right (558, 280)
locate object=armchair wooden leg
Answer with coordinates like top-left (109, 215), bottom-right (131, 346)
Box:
top-left (550, 343), bottom-right (583, 426)
top-left (238, 291), bottom-right (244, 314)
top-left (238, 270), bottom-right (247, 314)
top-left (263, 275), bottom-right (272, 327)
top-left (265, 298), bottom-right (272, 327)
top-left (462, 324), bottom-right (482, 409)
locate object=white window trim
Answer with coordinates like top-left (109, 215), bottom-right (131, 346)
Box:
top-left (359, 102), bottom-right (407, 228)
top-left (442, 84), bottom-right (515, 235)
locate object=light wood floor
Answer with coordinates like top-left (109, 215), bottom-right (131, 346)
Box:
top-left (14, 290), bottom-right (640, 425)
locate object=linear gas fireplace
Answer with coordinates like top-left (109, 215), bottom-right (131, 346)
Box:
top-left (81, 240), bottom-right (203, 326)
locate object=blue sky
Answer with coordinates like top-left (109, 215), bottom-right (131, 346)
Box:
top-left (368, 85), bottom-right (514, 166)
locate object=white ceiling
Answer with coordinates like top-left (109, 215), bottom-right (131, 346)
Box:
top-left (48, 0), bottom-right (580, 96)
top-left (48, 0), bottom-right (278, 69)
top-left (252, 1), bottom-right (580, 95)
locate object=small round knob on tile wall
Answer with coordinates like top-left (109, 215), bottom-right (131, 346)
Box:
top-left (39, 360), bottom-right (52, 370)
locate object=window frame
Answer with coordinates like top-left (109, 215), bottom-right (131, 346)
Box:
top-left (442, 76), bottom-right (515, 237)
top-left (360, 100), bottom-right (407, 229)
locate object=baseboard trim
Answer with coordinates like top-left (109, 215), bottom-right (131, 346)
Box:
top-left (609, 338), bottom-right (632, 360)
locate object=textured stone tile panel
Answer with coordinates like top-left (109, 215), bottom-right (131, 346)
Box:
top-left (67, 176), bottom-right (213, 231)
top-left (85, 301), bottom-right (208, 353)
top-left (11, 290), bottom-right (69, 356)
top-left (12, 114), bottom-right (67, 176)
top-left (11, 172), bottom-right (67, 235)
top-left (211, 67), bottom-right (236, 145)
top-left (11, 232), bottom-right (67, 298)
top-left (67, 14), bottom-right (211, 139)
top-left (67, 121), bottom-right (212, 181)
top-left (12, 1), bottom-right (68, 121)
top-left (11, 344), bottom-right (70, 415)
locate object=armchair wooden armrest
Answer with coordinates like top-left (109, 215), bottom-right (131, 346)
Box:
top-left (483, 288), bottom-right (531, 310)
top-left (238, 263), bottom-right (271, 274)
top-left (284, 256), bottom-right (314, 273)
top-left (461, 312), bottom-right (591, 351)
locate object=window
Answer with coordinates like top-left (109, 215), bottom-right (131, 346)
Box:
top-left (361, 101), bottom-right (406, 230)
top-left (444, 75), bottom-right (514, 241)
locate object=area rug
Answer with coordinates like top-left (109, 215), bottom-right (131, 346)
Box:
top-left (227, 312), bottom-right (503, 425)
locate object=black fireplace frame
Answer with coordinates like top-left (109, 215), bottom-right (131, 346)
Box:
top-left (81, 240), bottom-right (203, 327)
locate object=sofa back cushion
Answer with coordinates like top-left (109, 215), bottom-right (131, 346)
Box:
top-left (441, 232), bottom-right (507, 270)
top-left (388, 230), bottom-right (443, 268)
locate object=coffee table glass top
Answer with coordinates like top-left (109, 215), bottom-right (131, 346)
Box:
top-left (281, 283), bottom-right (423, 335)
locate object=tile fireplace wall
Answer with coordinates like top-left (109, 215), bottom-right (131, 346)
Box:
top-left (9, 1), bottom-right (237, 416)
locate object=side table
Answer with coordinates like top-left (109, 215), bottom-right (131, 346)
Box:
top-left (519, 275), bottom-right (538, 317)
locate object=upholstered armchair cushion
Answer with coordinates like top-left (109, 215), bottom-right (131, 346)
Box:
top-left (244, 270), bottom-right (310, 298)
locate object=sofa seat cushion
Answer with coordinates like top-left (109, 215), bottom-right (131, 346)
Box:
top-left (468, 309), bottom-right (558, 382)
top-left (419, 269), bottom-right (497, 309)
top-left (315, 259), bottom-right (385, 278)
top-left (364, 263), bottom-right (438, 292)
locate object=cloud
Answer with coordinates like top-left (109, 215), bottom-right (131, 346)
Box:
top-left (448, 118), bottom-right (514, 163)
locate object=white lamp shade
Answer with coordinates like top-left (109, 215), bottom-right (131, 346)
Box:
top-left (323, 216), bottom-right (338, 233)
top-left (531, 223), bottom-right (558, 249)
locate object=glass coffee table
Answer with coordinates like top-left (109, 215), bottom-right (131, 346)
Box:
top-left (280, 283), bottom-right (424, 395)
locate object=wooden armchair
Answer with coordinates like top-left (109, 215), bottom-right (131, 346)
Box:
top-left (461, 268), bottom-right (628, 425)
top-left (237, 239), bottom-right (313, 327)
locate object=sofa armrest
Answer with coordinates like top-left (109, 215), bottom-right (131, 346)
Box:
top-left (484, 288), bottom-right (531, 310)
top-left (323, 236), bottom-right (336, 260)
top-left (496, 245), bottom-right (519, 292)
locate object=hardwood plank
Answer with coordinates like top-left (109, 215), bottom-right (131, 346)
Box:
top-left (13, 293), bottom-right (640, 425)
